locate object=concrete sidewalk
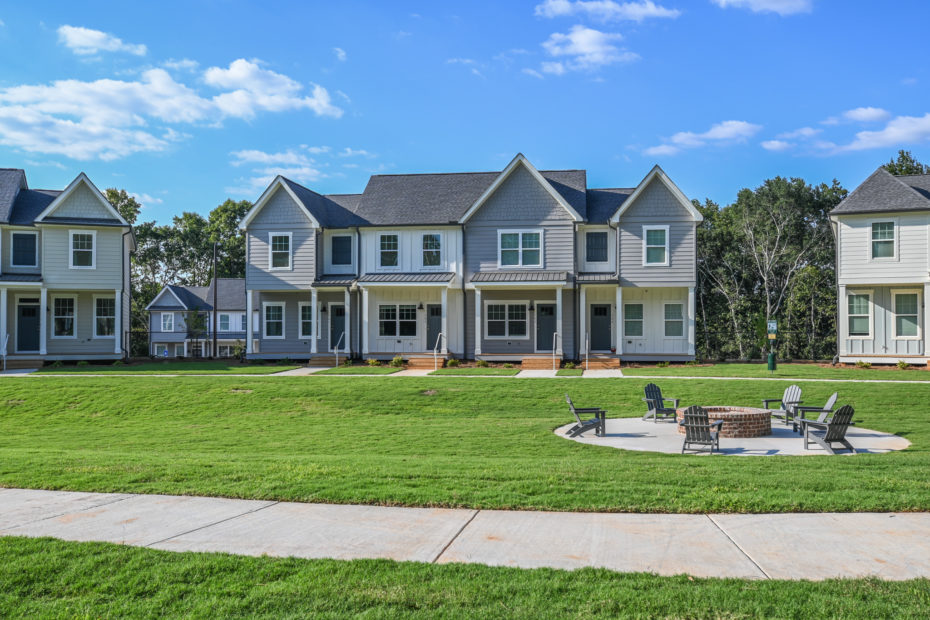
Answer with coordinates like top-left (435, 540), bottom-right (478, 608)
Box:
top-left (1, 488), bottom-right (928, 580)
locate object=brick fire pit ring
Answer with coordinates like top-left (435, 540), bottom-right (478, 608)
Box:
top-left (676, 406), bottom-right (771, 438)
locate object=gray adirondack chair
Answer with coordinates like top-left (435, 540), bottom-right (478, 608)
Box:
top-left (642, 383), bottom-right (679, 423)
top-left (801, 404), bottom-right (856, 454)
top-left (679, 405), bottom-right (724, 454)
top-left (565, 394), bottom-right (605, 437)
top-left (793, 392), bottom-right (838, 432)
top-left (762, 384), bottom-right (803, 426)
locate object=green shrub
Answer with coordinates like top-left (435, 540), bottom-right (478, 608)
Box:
top-left (897, 360), bottom-right (909, 370)
top-left (503, 363), bottom-right (514, 369)
top-left (656, 361), bottom-right (671, 368)
top-left (476, 359), bottom-right (489, 368)
top-left (232, 340), bottom-right (245, 360)
top-left (390, 355), bottom-right (404, 368)
top-left (563, 362), bottom-right (576, 369)
top-left (366, 358), bottom-right (381, 367)
top-left (76, 361), bottom-right (89, 368)
top-left (111, 360), bottom-right (123, 367)
top-left (49, 360), bottom-right (63, 368)
top-left (279, 358), bottom-right (292, 366)
top-left (685, 360), bottom-right (699, 366)
top-left (446, 359), bottom-right (460, 367)
top-left (855, 360), bottom-right (872, 369)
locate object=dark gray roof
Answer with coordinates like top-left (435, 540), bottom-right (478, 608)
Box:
top-left (352, 172), bottom-right (499, 225)
top-left (586, 188), bottom-right (633, 223)
top-left (205, 278), bottom-right (246, 310)
top-left (0, 168), bottom-right (26, 223)
top-left (899, 174), bottom-right (930, 201)
top-left (8, 189), bottom-right (60, 226)
top-left (577, 272), bottom-right (618, 283)
top-left (831, 168), bottom-right (930, 215)
top-left (0, 273), bottom-right (42, 282)
top-left (168, 285), bottom-right (209, 310)
top-left (359, 272), bottom-right (455, 283)
top-left (471, 271), bottom-right (568, 283)
top-left (313, 274), bottom-right (356, 287)
top-left (282, 179), bottom-right (366, 228)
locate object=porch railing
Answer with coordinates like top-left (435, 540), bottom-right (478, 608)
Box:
top-left (551, 332), bottom-right (561, 371)
top-left (585, 333), bottom-right (590, 371)
top-left (332, 332), bottom-right (345, 367)
top-left (433, 332), bottom-right (446, 370)
top-left (1, 333), bottom-right (8, 372)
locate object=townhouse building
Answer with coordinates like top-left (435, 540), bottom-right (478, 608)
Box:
top-left (241, 154), bottom-right (701, 365)
top-left (0, 169), bottom-right (134, 367)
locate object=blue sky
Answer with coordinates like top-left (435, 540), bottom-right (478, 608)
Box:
top-left (1, 0), bottom-right (929, 223)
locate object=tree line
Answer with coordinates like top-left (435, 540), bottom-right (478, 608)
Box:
top-left (107, 150), bottom-right (927, 360)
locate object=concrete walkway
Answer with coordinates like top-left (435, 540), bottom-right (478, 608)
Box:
top-left (1, 488), bottom-right (928, 580)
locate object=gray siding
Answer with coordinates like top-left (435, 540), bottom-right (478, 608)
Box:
top-left (53, 184), bottom-right (115, 219)
top-left (44, 291), bottom-right (121, 356)
top-left (464, 288), bottom-right (575, 358)
top-left (148, 311), bottom-right (189, 343)
top-left (41, 226), bottom-right (125, 289)
top-left (1, 227), bottom-right (41, 275)
top-left (246, 188), bottom-right (317, 290)
top-left (256, 292), bottom-right (314, 355)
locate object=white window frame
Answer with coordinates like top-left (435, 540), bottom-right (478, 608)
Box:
top-left (847, 290), bottom-right (873, 340)
top-left (497, 229), bottom-right (543, 269)
top-left (268, 232), bottom-right (292, 271)
top-left (219, 313), bottom-right (231, 332)
top-left (10, 230), bottom-right (39, 268)
top-left (69, 230), bottom-right (97, 269)
top-left (174, 344), bottom-right (185, 357)
top-left (585, 230), bottom-right (609, 264)
top-left (51, 295), bottom-right (77, 339)
top-left (869, 219), bottom-right (897, 261)
top-left (379, 233), bottom-right (400, 269)
top-left (161, 312), bottom-right (174, 333)
top-left (643, 225), bottom-right (670, 267)
top-left (483, 300), bottom-right (530, 340)
top-left (421, 232), bottom-right (443, 269)
top-left (623, 303), bottom-right (644, 338)
top-left (93, 295), bottom-right (116, 338)
top-left (377, 303), bottom-right (418, 338)
top-left (262, 302), bottom-right (286, 339)
top-left (330, 234), bottom-right (353, 266)
top-left (298, 302), bottom-right (314, 338)
top-left (892, 288), bottom-right (921, 340)
top-left (240, 314), bottom-right (248, 332)
top-left (154, 344), bottom-right (168, 357)
top-left (663, 302), bottom-right (685, 339)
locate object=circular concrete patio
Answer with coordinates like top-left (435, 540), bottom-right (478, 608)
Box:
top-left (556, 417), bottom-right (910, 456)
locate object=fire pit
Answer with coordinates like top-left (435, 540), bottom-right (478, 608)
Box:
top-left (676, 406), bottom-right (771, 438)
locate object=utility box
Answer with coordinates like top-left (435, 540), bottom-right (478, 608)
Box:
top-left (767, 352), bottom-right (777, 372)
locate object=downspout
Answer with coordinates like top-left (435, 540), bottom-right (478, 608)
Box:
top-left (831, 218), bottom-right (840, 365)
top-left (122, 228), bottom-right (133, 359)
top-left (461, 223), bottom-right (467, 360)
top-left (355, 226), bottom-right (362, 359)
top-left (573, 221), bottom-right (579, 361)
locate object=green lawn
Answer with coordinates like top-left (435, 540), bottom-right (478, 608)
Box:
top-left (1, 538), bottom-right (927, 618)
top-left (35, 361), bottom-right (298, 375)
top-left (1, 376), bottom-right (927, 513)
top-left (623, 362), bottom-right (930, 381)
top-left (556, 368), bottom-right (584, 376)
top-left (430, 367), bottom-right (520, 376)
top-left (314, 366), bottom-right (401, 375)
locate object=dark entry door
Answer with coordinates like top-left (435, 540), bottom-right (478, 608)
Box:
top-left (426, 305), bottom-right (442, 350)
top-left (330, 305), bottom-right (346, 350)
top-left (17, 302), bottom-right (40, 352)
top-left (536, 304), bottom-right (557, 351)
top-left (590, 304), bottom-right (611, 350)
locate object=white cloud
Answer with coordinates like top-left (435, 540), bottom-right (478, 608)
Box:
top-left (843, 106), bottom-right (890, 122)
top-left (163, 58), bottom-right (199, 71)
top-left (535, 0), bottom-right (680, 21)
top-left (836, 113), bottom-right (930, 152)
top-left (306, 145), bottom-right (331, 154)
top-left (338, 147), bottom-right (372, 157)
top-left (130, 192), bottom-right (163, 206)
top-left (225, 145), bottom-right (377, 195)
top-left (522, 68), bottom-right (545, 79)
top-left (447, 58), bottom-right (477, 65)
top-left (711, 0), bottom-right (812, 15)
top-left (230, 149), bottom-right (311, 167)
top-left (25, 159), bottom-right (66, 170)
top-left (539, 25), bottom-right (638, 74)
top-left (57, 25), bottom-right (147, 56)
top-left (0, 19), bottom-right (5, 27)
top-left (643, 144), bottom-right (681, 156)
top-left (333, 47), bottom-right (347, 62)
top-left (902, 77), bottom-right (918, 86)
top-left (645, 120), bottom-right (762, 155)
top-left (776, 126), bottom-right (820, 139)
top-left (761, 139), bottom-right (792, 151)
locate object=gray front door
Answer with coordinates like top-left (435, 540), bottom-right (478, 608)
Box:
top-left (590, 304), bottom-right (611, 350)
top-left (330, 304), bottom-right (346, 350)
top-left (17, 302), bottom-right (40, 352)
top-left (426, 305), bottom-right (442, 350)
top-left (536, 304), bottom-right (557, 351)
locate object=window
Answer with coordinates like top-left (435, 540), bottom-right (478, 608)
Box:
top-left (52, 297), bottom-right (75, 338)
top-left (161, 312), bottom-right (174, 332)
top-left (894, 292), bottom-right (920, 339)
top-left (644, 226), bottom-right (669, 266)
top-left (847, 293), bottom-right (871, 337)
top-left (378, 304), bottom-right (417, 337)
top-left (154, 344), bottom-right (168, 357)
top-left (331, 235), bottom-right (352, 266)
top-left (624, 303), bottom-right (644, 337)
top-left (269, 233), bottom-right (291, 269)
top-left (422, 234), bottom-right (441, 267)
top-left (586, 231), bottom-right (608, 263)
top-left (11, 232), bottom-right (38, 267)
top-left (485, 302), bottom-right (528, 338)
top-left (299, 303), bottom-right (313, 338)
top-left (499, 231), bottom-right (541, 267)
top-left (378, 305), bottom-right (396, 336)
top-left (871, 222), bottom-right (895, 259)
top-left (380, 234), bottom-right (398, 267)
top-left (94, 297), bottom-right (115, 337)
top-left (664, 303), bottom-right (683, 337)
top-left (263, 303), bottom-right (284, 338)
top-left (70, 231), bottom-right (95, 268)
top-left (174, 344), bottom-right (184, 357)
top-left (219, 314), bottom-right (230, 331)
top-left (240, 314), bottom-right (248, 331)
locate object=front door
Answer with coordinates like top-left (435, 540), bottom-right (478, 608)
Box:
top-left (330, 304), bottom-right (346, 351)
top-left (16, 301), bottom-right (40, 352)
top-left (590, 304), bottom-right (611, 351)
top-left (536, 304), bottom-right (557, 351)
top-left (426, 304), bottom-right (442, 351)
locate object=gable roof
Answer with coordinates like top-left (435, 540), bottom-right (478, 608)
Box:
top-left (0, 168), bottom-right (27, 223)
top-left (34, 172), bottom-right (129, 226)
top-left (831, 168), bottom-right (930, 216)
top-left (585, 188), bottom-right (634, 223)
top-left (145, 286), bottom-right (189, 311)
top-left (205, 278), bottom-right (247, 310)
top-left (240, 176), bottom-right (322, 229)
top-left (9, 189), bottom-right (61, 226)
top-left (146, 279), bottom-right (247, 312)
top-left (610, 165), bottom-right (702, 222)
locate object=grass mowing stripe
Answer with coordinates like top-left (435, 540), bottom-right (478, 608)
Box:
top-left (622, 363), bottom-right (930, 381)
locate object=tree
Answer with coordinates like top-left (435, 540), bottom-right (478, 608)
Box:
top-left (104, 188), bottom-right (142, 225)
top-left (207, 199), bottom-right (251, 279)
top-left (883, 150), bottom-right (930, 176)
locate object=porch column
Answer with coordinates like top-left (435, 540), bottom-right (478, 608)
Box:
top-left (39, 287), bottom-right (47, 355)
top-left (361, 287), bottom-right (369, 355)
top-left (474, 288), bottom-right (482, 356)
top-left (0, 288), bottom-right (7, 356)
top-left (687, 286), bottom-right (696, 357)
top-left (114, 289), bottom-right (122, 355)
top-left (838, 284), bottom-right (847, 356)
top-left (343, 288), bottom-right (351, 354)
top-left (615, 287), bottom-right (623, 355)
top-left (311, 288), bottom-right (319, 354)
top-left (579, 286), bottom-right (587, 355)
top-left (246, 290), bottom-right (254, 354)
top-left (924, 283), bottom-right (930, 357)
top-left (555, 286), bottom-right (563, 355)
top-left (441, 287), bottom-right (448, 354)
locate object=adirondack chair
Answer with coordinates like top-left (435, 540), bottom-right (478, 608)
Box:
top-left (642, 383), bottom-right (679, 423)
top-left (679, 405), bottom-right (724, 455)
top-left (762, 384), bottom-right (803, 426)
top-left (801, 404), bottom-right (857, 454)
top-left (793, 392), bottom-right (838, 432)
top-left (565, 394), bottom-right (605, 437)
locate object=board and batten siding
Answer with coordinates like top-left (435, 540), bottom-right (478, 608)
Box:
top-left (360, 227), bottom-right (461, 275)
top-left (464, 288), bottom-right (575, 357)
top-left (1, 227), bottom-right (41, 274)
top-left (841, 286), bottom-right (924, 357)
top-left (576, 225), bottom-right (616, 273)
top-left (40, 226), bottom-right (124, 289)
top-left (836, 213), bottom-right (930, 285)
top-left (246, 188), bottom-right (317, 290)
top-left (619, 286), bottom-right (690, 357)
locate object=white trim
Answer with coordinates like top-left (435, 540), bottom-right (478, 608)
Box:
top-left (642, 225), bottom-right (670, 267)
top-left (469, 281), bottom-right (566, 289)
top-left (69, 229), bottom-right (97, 269)
top-left (378, 233), bottom-right (401, 270)
top-left (35, 172), bottom-right (130, 226)
top-left (483, 300), bottom-right (530, 340)
top-left (297, 301), bottom-right (314, 339)
top-left (50, 294), bottom-right (77, 339)
top-left (497, 229), bottom-right (544, 269)
top-left (145, 286), bottom-right (187, 311)
top-left (9, 230), bottom-right (39, 268)
top-left (376, 302), bottom-right (418, 340)
top-left (663, 302), bottom-right (686, 339)
top-left (92, 294), bottom-right (116, 338)
top-left (846, 289), bottom-right (873, 340)
top-left (268, 232), bottom-right (293, 271)
top-left (458, 153), bottom-right (583, 223)
top-left (891, 288), bottom-right (922, 340)
top-left (420, 232), bottom-right (443, 270)
top-left (330, 233), bottom-right (354, 267)
top-left (262, 301), bottom-right (286, 339)
top-left (610, 164), bottom-right (703, 222)
top-left (240, 177), bottom-right (320, 229)
top-left (623, 302), bottom-right (645, 339)
top-left (584, 230), bottom-right (609, 264)
top-left (588, 302), bottom-right (612, 352)
top-left (160, 312), bottom-right (175, 333)
top-left (869, 218), bottom-right (898, 261)
top-left (13, 293), bottom-right (41, 353)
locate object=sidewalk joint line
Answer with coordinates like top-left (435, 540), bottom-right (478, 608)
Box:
top-left (431, 509), bottom-right (480, 564)
top-left (706, 515), bottom-right (771, 580)
top-left (6, 493), bottom-right (133, 531)
top-left (145, 500), bottom-right (281, 548)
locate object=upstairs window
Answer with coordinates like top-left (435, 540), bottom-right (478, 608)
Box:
top-left (380, 234), bottom-right (399, 267)
top-left (95, 297), bottom-right (115, 337)
top-left (848, 293), bottom-right (871, 337)
top-left (269, 233), bottom-right (291, 269)
top-left (11, 232), bottom-right (38, 267)
top-left (499, 231), bottom-right (541, 267)
top-left (240, 314), bottom-right (248, 331)
top-left (871, 222), bottom-right (895, 259)
top-left (331, 235), bottom-right (352, 266)
top-left (422, 234), bottom-right (441, 267)
top-left (219, 314), bottom-right (230, 331)
top-left (53, 297), bottom-right (76, 338)
top-left (161, 313), bottom-right (174, 332)
top-left (585, 231), bottom-right (608, 263)
top-left (70, 231), bottom-right (95, 268)
top-left (643, 226), bottom-right (669, 266)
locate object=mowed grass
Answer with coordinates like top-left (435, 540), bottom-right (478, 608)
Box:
top-left (2, 538), bottom-right (928, 619)
top-left (430, 367), bottom-right (520, 376)
top-left (314, 366), bottom-right (401, 375)
top-left (623, 362), bottom-right (930, 381)
top-left (1, 376), bottom-right (928, 513)
top-left (35, 361), bottom-right (298, 375)
top-left (556, 369), bottom-right (584, 376)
